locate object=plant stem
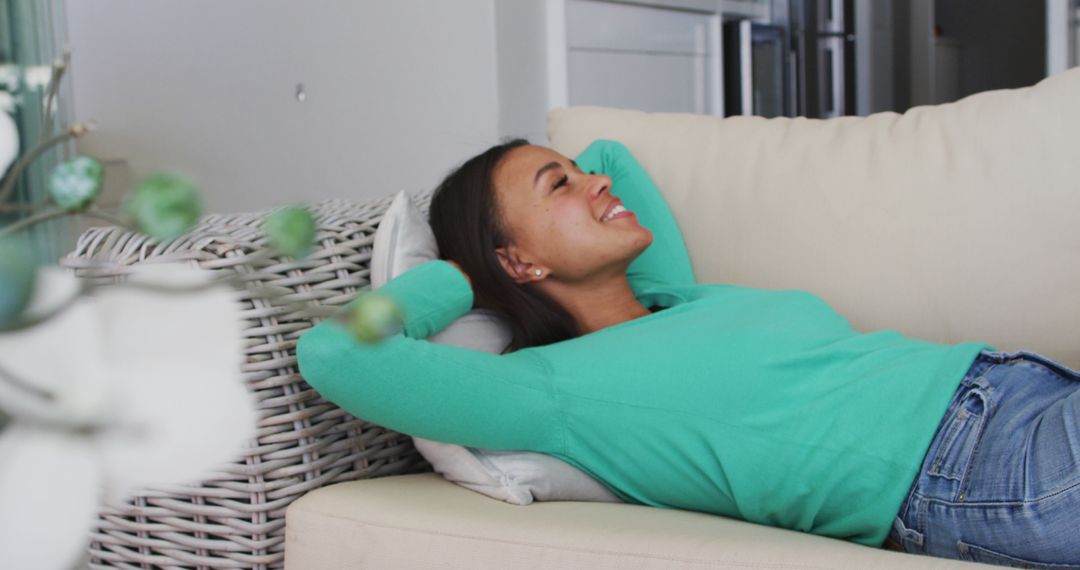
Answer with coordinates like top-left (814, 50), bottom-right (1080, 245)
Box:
top-left (0, 202), bottom-right (38, 213)
top-left (0, 127), bottom-right (82, 205)
top-left (0, 206), bottom-right (68, 238)
top-left (0, 280), bottom-right (91, 333)
top-left (39, 52), bottom-right (69, 143)
top-left (0, 207), bottom-right (133, 239)
top-left (82, 207), bottom-right (135, 230)
top-left (0, 362), bottom-right (55, 403)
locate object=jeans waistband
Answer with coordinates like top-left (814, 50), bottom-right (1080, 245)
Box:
top-left (958, 350), bottom-right (1003, 388)
top-left (893, 350), bottom-right (999, 523)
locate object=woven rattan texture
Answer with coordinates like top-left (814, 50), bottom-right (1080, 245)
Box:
top-left (60, 195), bottom-right (435, 569)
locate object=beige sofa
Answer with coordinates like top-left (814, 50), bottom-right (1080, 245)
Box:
top-left (284, 69), bottom-right (1080, 569)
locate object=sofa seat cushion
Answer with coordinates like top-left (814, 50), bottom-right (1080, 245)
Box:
top-left (284, 473), bottom-right (991, 569)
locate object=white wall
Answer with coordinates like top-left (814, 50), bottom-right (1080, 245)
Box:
top-left (65, 0), bottom-right (499, 214)
top-left (494, 1), bottom-right (552, 144)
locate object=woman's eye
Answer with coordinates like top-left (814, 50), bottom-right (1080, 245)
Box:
top-left (552, 174), bottom-right (568, 192)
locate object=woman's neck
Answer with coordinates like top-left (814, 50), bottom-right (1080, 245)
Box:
top-left (541, 274), bottom-right (652, 335)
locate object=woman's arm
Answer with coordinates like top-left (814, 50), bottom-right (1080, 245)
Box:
top-left (574, 140), bottom-right (696, 292)
top-left (297, 260), bottom-right (560, 452)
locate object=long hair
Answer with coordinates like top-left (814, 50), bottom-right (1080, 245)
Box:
top-left (428, 139), bottom-right (579, 353)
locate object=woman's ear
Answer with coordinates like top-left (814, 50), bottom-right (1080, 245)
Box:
top-left (495, 246), bottom-right (544, 284)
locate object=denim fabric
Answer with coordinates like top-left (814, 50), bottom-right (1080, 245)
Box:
top-left (886, 349), bottom-right (1080, 568)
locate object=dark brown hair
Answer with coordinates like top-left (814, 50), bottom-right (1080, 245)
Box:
top-left (428, 139), bottom-right (579, 353)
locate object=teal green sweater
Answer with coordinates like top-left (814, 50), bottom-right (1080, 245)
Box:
top-left (297, 140), bottom-right (991, 547)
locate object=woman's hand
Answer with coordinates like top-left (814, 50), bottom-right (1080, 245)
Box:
top-left (446, 260), bottom-right (471, 287)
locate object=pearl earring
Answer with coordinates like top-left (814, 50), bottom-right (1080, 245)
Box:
top-left (534, 269), bottom-right (542, 277)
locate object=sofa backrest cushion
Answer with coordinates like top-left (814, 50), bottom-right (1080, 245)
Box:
top-left (548, 69), bottom-right (1080, 368)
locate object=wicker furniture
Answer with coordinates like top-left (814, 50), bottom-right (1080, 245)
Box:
top-left (61, 195), bottom-right (433, 569)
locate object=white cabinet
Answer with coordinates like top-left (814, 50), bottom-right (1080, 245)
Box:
top-left (565, 0), bottom-right (721, 114)
top-left (493, 0), bottom-right (774, 142)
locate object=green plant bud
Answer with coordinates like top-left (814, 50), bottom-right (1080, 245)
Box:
top-left (0, 239), bottom-right (36, 327)
top-left (264, 206), bottom-right (315, 258)
top-left (48, 156), bottom-right (104, 211)
top-left (126, 172), bottom-right (202, 241)
top-left (347, 291), bottom-right (404, 344)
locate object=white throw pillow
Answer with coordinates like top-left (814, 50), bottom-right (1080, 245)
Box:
top-left (370, 190), bottom-right (620, 505)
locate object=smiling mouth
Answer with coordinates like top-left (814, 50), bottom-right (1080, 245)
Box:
top-left (601, 202), bottom-right (633, 222)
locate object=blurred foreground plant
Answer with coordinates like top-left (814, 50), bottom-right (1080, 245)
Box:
top-left (0, 52), bottom-right (323, 570)
top-left (0, 264), bottom-right (255, 569)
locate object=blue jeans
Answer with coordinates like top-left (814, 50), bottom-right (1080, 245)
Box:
top-left (886, 349), bottom-right (1080, 568)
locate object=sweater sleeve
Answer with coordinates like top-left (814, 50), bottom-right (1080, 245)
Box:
top-left (296, 260), bottom-right (562, 452)
top-left (574, 140), bottom-right (697, 293)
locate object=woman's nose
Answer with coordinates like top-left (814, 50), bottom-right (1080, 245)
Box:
top-left (587, 173), bottom-right (611, 198)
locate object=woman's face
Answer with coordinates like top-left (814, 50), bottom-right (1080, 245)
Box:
top-left (492, 144), bottom-right (653, 283)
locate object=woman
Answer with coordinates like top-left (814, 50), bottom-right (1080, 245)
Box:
top-left (298, 139), bottom-right (1080, 567)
